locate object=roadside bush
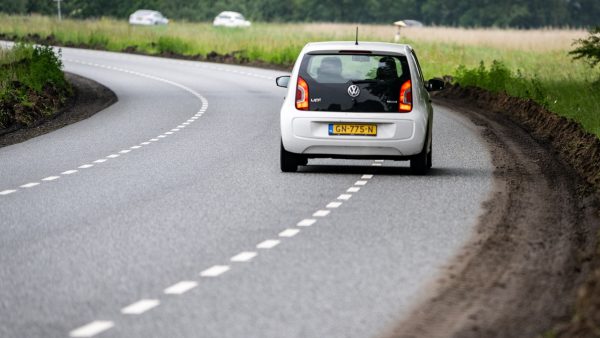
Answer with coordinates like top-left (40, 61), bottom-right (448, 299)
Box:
top-left (454, 60), bottom-right (550, 107)
top-left (455, 60), bottom-right (512, 92)
top-left (0, 43), bottom-right (71, 129)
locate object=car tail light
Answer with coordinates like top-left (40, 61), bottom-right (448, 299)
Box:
top-left (399, 80), bottom-right (412, 112)
top-left (296, 76), bottom-right (309, 110)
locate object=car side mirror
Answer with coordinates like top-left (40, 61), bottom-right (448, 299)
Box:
top-left (426, 78), bottom-right (445, 92)
top-left (276, 76), bottom-right (290, 88)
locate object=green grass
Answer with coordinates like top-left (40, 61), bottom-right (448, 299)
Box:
top-left (0, 43), bottom-right (71, 128)
top-left (1, 14), bottom-right (598, 136)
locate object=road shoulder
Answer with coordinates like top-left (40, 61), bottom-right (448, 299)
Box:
top-left (384, 96), bottom-right (600, 338)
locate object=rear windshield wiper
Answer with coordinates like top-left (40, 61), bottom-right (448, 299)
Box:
top-left (350, 79), bottom-right (377, 84)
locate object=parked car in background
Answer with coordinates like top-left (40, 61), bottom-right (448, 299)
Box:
top-left (213, 11), bottom-right (251, 27)
top-left (129, 10), bottom-right (169, 26)
top-left (403, 20), bottom-right (424, 27)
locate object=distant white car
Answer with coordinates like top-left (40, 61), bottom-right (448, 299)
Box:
top-left (129, 10), bottom-right (169, 26)
top-left (276, 41), bottom-right (444, 173)
top-left (213, 11), bottom-right (251, 28)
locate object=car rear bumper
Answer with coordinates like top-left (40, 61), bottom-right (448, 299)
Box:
top-left (281, 111), bottom-right (429, 158)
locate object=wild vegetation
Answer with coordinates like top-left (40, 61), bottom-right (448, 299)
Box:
top-left (0, 43), bottom-right (71, 129)
top-left (0, 0), bottom-right (599, 28)
top-left (0, 15), bottom-right (598, 136)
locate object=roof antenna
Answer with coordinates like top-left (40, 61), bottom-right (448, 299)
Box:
top-left (355, 26), bottom-right (359, 45)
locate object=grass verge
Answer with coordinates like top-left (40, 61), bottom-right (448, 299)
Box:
top-left (0, 14), bottom-right (597, 137)
top-left (0, 43), bottom-right (71, 131)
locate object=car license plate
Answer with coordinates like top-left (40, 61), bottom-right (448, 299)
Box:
top-left (329, 124), bottom-right (377, 136)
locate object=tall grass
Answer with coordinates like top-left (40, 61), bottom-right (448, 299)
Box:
top-left (0, 14), bottom-right (598, 135)
top-left (0, 43), bottom-right (71, 128)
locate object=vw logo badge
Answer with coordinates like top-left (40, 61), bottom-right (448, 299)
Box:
top-left (347, 85), bottom-right (360, 98)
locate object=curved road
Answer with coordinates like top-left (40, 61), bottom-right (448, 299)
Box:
top-left (0, 47), bottom-right (493, 338)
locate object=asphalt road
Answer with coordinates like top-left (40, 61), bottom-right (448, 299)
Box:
top-left (0, 47), bottom-right (493, 338)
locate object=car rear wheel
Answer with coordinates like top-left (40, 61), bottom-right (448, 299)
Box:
top-left (280, 141), bottom-right (303, 172)
top-left (411, 132), bottom-right (432, 175)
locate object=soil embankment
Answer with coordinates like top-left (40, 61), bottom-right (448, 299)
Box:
top-left (385, 86), bottom-right (600, 338)
top-left (0, 72), bottom-right (116, 148)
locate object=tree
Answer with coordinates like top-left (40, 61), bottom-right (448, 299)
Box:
top-left (570, 26), bottom-right (600, 68)
top-left (0, 0), bottom-right (27, 14)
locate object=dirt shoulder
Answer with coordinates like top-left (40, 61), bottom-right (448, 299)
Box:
top-left (0, 72), bottom-right (116, 148)
top-left (383, 87), bottom-right (600, 338)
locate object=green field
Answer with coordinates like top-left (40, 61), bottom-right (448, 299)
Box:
top-left (1, 14), bottom-right (598, 136)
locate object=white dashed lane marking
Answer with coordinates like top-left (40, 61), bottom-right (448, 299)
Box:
top-left (256, 239), bottom-right (280, 249)
top-left (121, 299), bottom-right (160, 315)
top-left (69, 320), bottom-right (114, 338)
top-left (1, 59), bottom-right (209, 199)
top-left (313, 210), bottom-right (331, 217)
top-left (200, 265), bottom-right (230, 277)
top-left (327, 201), bottom-right (343, 208)
top-left (164, 281), bottom-right (198, 295)
top-left (297, 219), bottom-right (317, 227)
top-left (279, 228), bottom-right (300, 237)
top-left (230, 252), bottom-right (258, 262)
top-left (47, 56), bottom-right (375, 336)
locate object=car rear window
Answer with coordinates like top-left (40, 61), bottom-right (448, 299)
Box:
top-left (298, 53), bottom-right (411, 112)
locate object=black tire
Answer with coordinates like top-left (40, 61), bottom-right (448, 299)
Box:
top-left (280, 142), bottom-right (299, 172)
top-left (411, 129), bottom-right (432, 175)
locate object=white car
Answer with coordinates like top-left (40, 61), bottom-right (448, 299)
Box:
top-left (129, 10), bottom-right (169, 26)
top-left (276, 41), bottom-right (444, 173)
top-left (213, 11), bottom-right (251, 27)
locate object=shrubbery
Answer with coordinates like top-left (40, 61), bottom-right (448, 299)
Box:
top-left (569, 26), bottom-right (600, 69)
top-left (454, 60), bottom-right (548, 106)
top-left (0, 43), bottom-right (71, 129)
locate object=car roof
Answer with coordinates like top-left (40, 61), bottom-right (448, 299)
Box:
top-left (217, 11), bottom-right (243, 16)
top-left (133, 10), bottom-right (160, 15)
top-left (301, 41), bottom-right (412, 55)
